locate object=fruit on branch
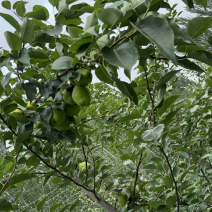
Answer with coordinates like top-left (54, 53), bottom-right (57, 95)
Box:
top-left (54, 116), bottom-right (71, 131)
top-left (127, 186), bottom-right (139, 198)
top-left (26, 101), bottom-right (37, 110)
top-left (118, 193), bottom-right (128, 207)
top-left (52, 108), bottom-right (66, 125)
top-left (72, 85), bottom-right (91, 107)
top-left (63, 89), bottom-right (76, 105)
top-left (64, 103), bottom-right (80, 117)
top-left (78, 161), bottom-right (90, 172)
top-left (75, 69), bottom-right (92, 86)
top-left (10, 109), bottom-right (24, 119)
top-left (34, 121), bottom-right (43, 129)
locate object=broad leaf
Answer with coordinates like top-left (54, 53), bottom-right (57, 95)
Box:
top-left (16, 131), bottom-right (32, 143)
top-left (0, 198), bottom-right (14, 211)
top-left (20, 17), bottom-right (35, 43)
top-left (117, 113), bottom-right (141, 123)
top-left (188, 50), bottom-right (212, 67)
top-left (4, 31), bottom-right (22, 50)
top-left (1, 1), bottom-right (11, 9)
top-left (95, 65), bottom-right (113, 85)
top-left (0, 13), bottom-right (20, 31)
top-left (194, 0), bottom-right (207, 10)
top-left (1, 71), bottom-right (12, 89)
top-left (181, 0), bottom-right (194, 8)
top-left (37, 196), bottom-right (49, 211)
top-left (26, 5), bottom-right (49, 21)
top-left (45, 23), bottom-right (63, 36)
top-left (52, 56), bottom-right (73, 70)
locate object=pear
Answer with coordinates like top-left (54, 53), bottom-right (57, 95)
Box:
top-left (118, 193), bottom-right (128, 207)
top-left (75, 69), bottom-right (92, 85)
top-left (55, 116), bottom-right (71, 131)
top-left (72, 86), bottom-right (91, 107)
top-left (127, 186), bottom-right (139, 198)
top-left (10, 109), bottom-right (24, 119)
top-left (63, 89), bottom-right (76, 105)
top-left (78, 161), bottom-right (90, 172)
top-left (64, 103), bottom-right (80, 117)
top-left (26, 101), bottom-right (37, 110)
top-left (52, 109), bottom-right (66, 125)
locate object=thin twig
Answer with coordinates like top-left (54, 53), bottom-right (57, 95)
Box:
top-left (200, 168), bottom-right (210, 184)
top-left (132, 154), bottom-right (142, 209)
top-left (158, 145), bottom-right (180, 212)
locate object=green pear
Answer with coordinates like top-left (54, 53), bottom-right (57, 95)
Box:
top-left (127, 186), bottom-right (139, 198)
top-left (72, 86), bottom-right (91, 107)
top-left (26, 101), bottom-right (37, 110)
top-left (64, 103), bottom-right (80, 117)
top-left (34, 121), bottom-right (43, 129)
top-left (78, 161), bottom-right (90, 172)
top-left (55, 116), bottom-right (71, 131)
top-left (75, 69), bottom-right (92, 86)
top-left (118, 193), bottom-right (128, 207)
top-left (52, 109), bottom-right (66, 125)
top-left (63, 89), bottom-right (76, 105)
top-left (10, 109), bottom-right (24, 119)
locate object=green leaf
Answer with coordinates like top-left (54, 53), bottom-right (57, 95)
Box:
top-left (26, 5), bottom-right (49, 21)
top-left (4, 31), bottom-right (22, 50)
top-left (187, 50), bottom-right (212, 67)
top-left (37, 196), bottom-right (48, 211)
top-left (0, 198), bottom-right (14, 211)
top-left (95, 65), bottom-right (113, 85)
top-left (67, 26), bottom-right (83, 38)
top-left (52, 56), bottom-right (73, 70)
top-left (158, 95), bottom-right (180, 116)
top-left (48, 0), bottom-right (59, 6)
top-left (16, 1), bottom-right (26, 17)
top-left (62, 130), bottom-right (76, 146)
top-left (23, 83), bottom-right (37, 102)
top-left (96, 8), bottom-right (123, 29)
top-left (84, 12), bottom-right (98, 31)
top-left (102, 42), bottom-right (138, 71)
top-left (113, 77), bottom-right (138, 105)
top-left (141, 124), bottom-right (164, 143)
top-left (182, 0), bottom-right (194, 8)
top-left (186, 17), bottom-right (212, 39)
top-left (3, 104), bottom-right (18, 114)
top-left (16, 130), bottom-right (32, 143)
top-left (194, 0), bottom-right (207, 10)
top-left (69, 201), bottom-right (79, 211)
top-left (1, 1), bottom-right (11, 9)
top-left (117, 113), bottom-right (141, 123)
top-left (45, 23), bottom-right (62, 36)
top-left (17, 48), bottom-right (30, 65)
top-left (50, 203), bottom-right (62, 212)
top-left (20, 17), bottom-right (35, 43)
top-left (178, 59), bottom-right (204, 73)
top-left (131, 15), bottom-right (177, 65)
top-left (163, 176), bottom-right (173, 188)
top-left (1, 71), bottom-right (12, 89)
top-left (59, 205), bottom-right (71, 212)
top-left (160, 111), bottom-right (177, 127)
top-left (156, 71), bottom-right (180, 90)
top-left (155, 85), bottom-right (166, 107)
top-left (0, 173), bottom-right (36, 193)
top-left (141, 164), bottom-right (159, 170)
top-left (148, 200), bottom-right (164, 208)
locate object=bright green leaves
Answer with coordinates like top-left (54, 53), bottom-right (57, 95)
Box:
top-left (186, 17), bottom-right (212, 39)
top-left (52, 56), bottom-right (73, 70)
top-left (26, 5), bottom-right (49, 21)
top-left (96, 8), bottom-right (123, 29)
top-left (20, 17), bottom-right (34, 43)
top-left (4, 32), bottom-right (21, 50)
top-left (132, 15), bottom-right (177, 65)
top-left (142, 124), bottom-right (164, 143)
top-left (101, 42), bottom-right (138, 72)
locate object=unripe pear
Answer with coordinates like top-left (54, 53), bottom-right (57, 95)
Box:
top-left (118, 193), bottom-right (128, 207)
top-left (72, 85), bottom-right (91, 107)
top-left (78, 161), bottom-right (90, 172)
top-left (52, 109), bottom-right (66, 125)
top-left (10, 109), bottom-right (24, 119)
top-left (55, 116), bottom-right (71, 131)
top-left (64, 103), bottom-right (80, 117)
top-left (63, 89), bottom-right (75, 105)
top-left (75, 69), bottom-right (92, 86)
top-left (26, 101), bottom-right (37, 110)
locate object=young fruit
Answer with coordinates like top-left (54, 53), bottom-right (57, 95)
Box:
top-left (63, 89), bottom-right (76, 105)
top-left (127, 186), bottom-right (139, 198)
top-left (26, 101), bottom-right (37, 110)
top-left (10, 109), bottom-right (24, 119)
top-left (118, 193), bottom-right (128, 207)
top-left (52, 109), bottom-right (66, 125)
top-left (75, 69), bottom-right (92, 85)
top-left (34, 121), bottom-right (43, 129)
top-left (78, 161), bottom-right (90, 172)
top-left (72, 85), bottom-right (91, 107)
top-left (55, 116), bottom-right (71, 131)
top-left (64, 103), bottom-right (80, 117)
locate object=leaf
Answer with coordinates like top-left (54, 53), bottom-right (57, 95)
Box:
top-left (50, 203), bottom-right (62, 212)
top-left (182, 0), bottom-right (194, 8)
top-left (158, 95), bottom-right (180, 116)
top-left (102, 42), bottom-right (138, 71)
top-left (194, 0), bottom-right (207, 10)
top-left (17, 48), bottom-right (30, 65)
top-left (117, 113), bottom-right (141, 123)
top-left (0, 13), bottom-right (20, 31)
top-left (148, 200), bottom-right (164, 208)
top-left (113, 77), bottom-right (138, 105)
top-left (141, 164), bottom-right (159, 170)
top-left (16, 1), bottom-right (26, 17)
top-left (187, 50), bottom-right (212, 67)
top-left (156, 71), bottom-right (180, 90)
top-left (84, 12), bottom-right (98, 31)
top-left (155, 85), bottom-right (166, 107)
top-left (95, 65), bottom-right (113, 85)
top-left (52, 56), bottom-right (73, 70)
top-left (178, 59), bottom-right (204, 73)
top-left (0, 198), bottom-right (13, 211)
top-left (3, 104), bottom-right (18, 114)
top-left (37, 196), bottom-right (48, 211)
top-left (141, 124), bottom-right (164, 143)
top-left (16, 131), bottom-right (32, 143)
top-left (26, 5), bottom-right (49, 21)
top-left (62, 130), bottom-right (76, 146)
top-left (160, 111), bottom-right (177, 127)
top-left (2, 1), bottom-right (11, 9)
top-left (131, 15), bottom-right (177, 65)
top-left (48, 0), bottom-right (59, 6)
top-left (96, 8), bottom-right (123, 29)
top-left (4, 31), bottom-right (22, 50)
top-left (0, 173), bottom-right (36, 193)
top-left (186, 17), bottom-right (212, 39)
top-left (45, 23), bottom-right (63, 36)
top-left (22, 83), bottom-right (37, 102)
top-left (20, 17), bottom-right (35, 43)
top-left (69, 201), bottom-right (79, 211)
top-left (163, 176), bottom-right (173, 188)
top-left (1, 71), bottom-right (12, 89)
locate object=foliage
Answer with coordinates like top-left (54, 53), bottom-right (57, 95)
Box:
top-left (0, 0), bottom-right (212, 212)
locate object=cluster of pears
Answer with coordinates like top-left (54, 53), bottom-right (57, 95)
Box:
top-left (50, 68), bottom-right (92, 131)
top-left (118, 186), bottom-right (140, 207)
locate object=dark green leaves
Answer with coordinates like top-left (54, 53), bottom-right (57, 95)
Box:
top-left (186, 17), bottom-right (212, 39)
top-left (0, 198), bottom-right (14, 211)
top-left (95, 66), bottom-right (113, 85)
top-left (132, 15), bottom-right (177, 65)
top-left (102, 42), bottom-right (138, 72)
